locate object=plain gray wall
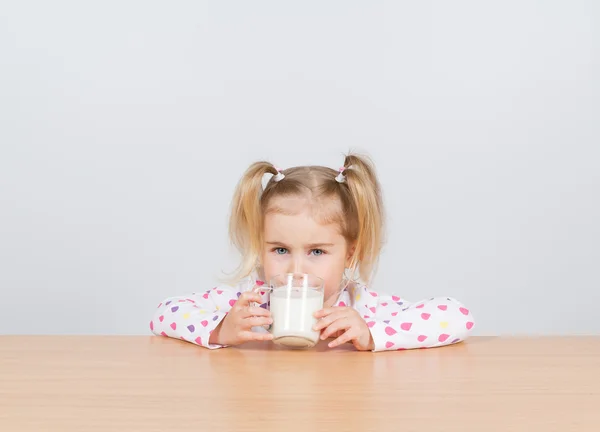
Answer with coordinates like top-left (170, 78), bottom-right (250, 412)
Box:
top-left (0, 1), bottom-right (598, 336)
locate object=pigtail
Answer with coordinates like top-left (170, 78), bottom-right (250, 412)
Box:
top-left (341, 153), bottom-right (385, 283)
top-left (228, 161), bottom-right (279, 282)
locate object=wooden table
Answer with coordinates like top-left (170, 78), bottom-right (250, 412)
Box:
top-left (0, 336), bottom-right (599, 431)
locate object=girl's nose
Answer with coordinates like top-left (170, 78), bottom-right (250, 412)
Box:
top-left (288, 256), bottom-right (304, 274)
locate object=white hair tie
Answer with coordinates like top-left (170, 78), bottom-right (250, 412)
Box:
top-left (335, 167), bottom-right (346, 183)
top-left (273, 166), bottom-right (285, 182)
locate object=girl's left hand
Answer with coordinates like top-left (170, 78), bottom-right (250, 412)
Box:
top-left (313, 307), bottom-right (375, 351)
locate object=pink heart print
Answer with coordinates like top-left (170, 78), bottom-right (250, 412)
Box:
top-left (201, 320), bottom-right (208, 327)
top-left (417, 335), bottom-right (428, 342)
top-left (367, 321), bottom-right (376, 328)
top-left (460, 307), bottom-right (469, 315)
top-left (466, 322), bottom-right (474, 330)
top-left (421, 313), bottom-right (431, 320)
top-left (385, 341), bottom-right (394, 348)
top-left (400, 322), bottom-right (412, 331)
top-left (437, 305), bottom-right (448, 311)
top-left (438, 334), bottom-right (450, 342)
top-left (170, 322), bottom-right (177, 330)
top-left (385, 326), bottom-right (397, 335)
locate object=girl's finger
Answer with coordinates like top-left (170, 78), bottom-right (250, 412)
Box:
top-left (328, 328), bottom-right (354, 348)
top-left (313, 310), bottom-right (347, 331)
top-left (240, 306), bottom-right (272, 319)
top-left (320, 317), bottom-right (351, 340)
top-left (313, 307), bottom-right (343, 319)
top-left (239, 330), bottom-right (274, 342)
top-left (243, 316), bottom-right (273, 328)
top-left (234, 292), bottom-right (263, 309)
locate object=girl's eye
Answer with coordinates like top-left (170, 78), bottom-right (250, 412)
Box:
top-left (310, 249), bottom-right (325, 256)
top-left (274, 248), bottom-right (288, 255)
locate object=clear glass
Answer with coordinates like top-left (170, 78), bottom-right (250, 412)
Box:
top-left (267, 273), bottom-right (324, 349)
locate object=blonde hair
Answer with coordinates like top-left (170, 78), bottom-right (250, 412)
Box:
top-left (227, 152), bottom-right (385, 285)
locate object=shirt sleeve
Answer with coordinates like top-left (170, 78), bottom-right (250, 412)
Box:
top-left (356, 287), bottom-right (476, 352)
top-left (149, 283), bottom-right (246, 349)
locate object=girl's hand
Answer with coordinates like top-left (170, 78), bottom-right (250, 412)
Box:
top-left (209, 290), bottom-right (273, 346)
top-left (313, 307), bottom-right (375, 351)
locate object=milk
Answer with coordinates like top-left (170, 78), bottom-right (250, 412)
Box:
top-left (269, 286), bottom-right (323, 346)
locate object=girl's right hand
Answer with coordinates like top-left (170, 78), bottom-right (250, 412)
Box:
top-left (209, 290), bottom-right (274, 346)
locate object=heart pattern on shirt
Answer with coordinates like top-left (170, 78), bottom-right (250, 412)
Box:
top-left (153, 283), bottom-right (475, 353)
top-left (385, 326), bottom-right (397, 335)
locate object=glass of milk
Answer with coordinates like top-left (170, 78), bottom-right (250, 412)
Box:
top-left (267, 273), bottom-right (324, 349)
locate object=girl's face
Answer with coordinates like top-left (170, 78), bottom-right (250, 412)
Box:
top-left (260, 196), bottom-right (352, 304)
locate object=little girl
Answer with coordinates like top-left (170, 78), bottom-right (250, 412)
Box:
top-left (150, 153), bottom-right (475, 351)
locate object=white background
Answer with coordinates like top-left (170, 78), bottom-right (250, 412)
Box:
top-left (1, 1), bottom-right (598, 335)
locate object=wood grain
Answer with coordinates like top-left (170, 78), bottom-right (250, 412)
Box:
top-left (0, 336), bottom-right (599, 431)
